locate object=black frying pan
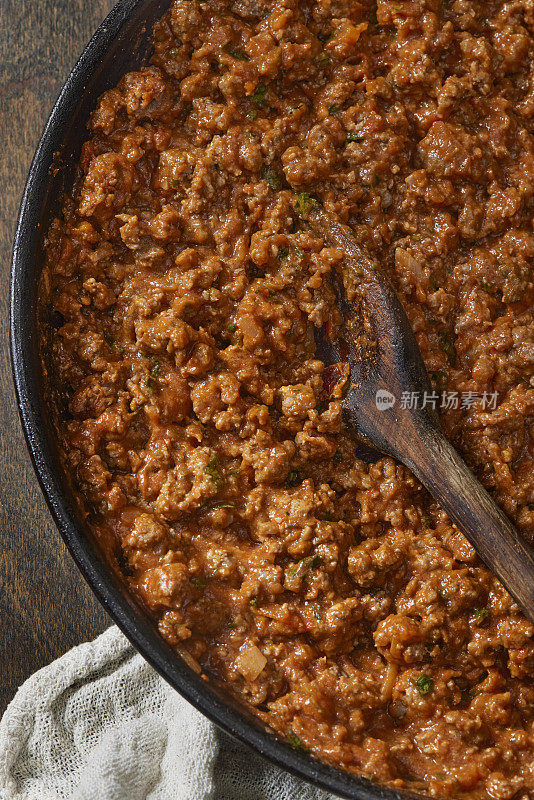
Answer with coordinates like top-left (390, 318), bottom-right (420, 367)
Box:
top-left (10, 2), bottom-right (427, 798)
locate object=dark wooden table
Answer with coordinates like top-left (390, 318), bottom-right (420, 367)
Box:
top-left (0, 0), bottom-right (117, 716)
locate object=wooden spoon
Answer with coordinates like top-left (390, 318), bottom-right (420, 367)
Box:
top-left (306, 202), bottom-right (534, 623)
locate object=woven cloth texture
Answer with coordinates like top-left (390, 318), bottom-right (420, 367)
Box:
top-left (0, 626), bottom-right (337, 800)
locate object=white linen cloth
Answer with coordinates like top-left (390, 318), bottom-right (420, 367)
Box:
top-left (0, 626), bottom-right (336, 800)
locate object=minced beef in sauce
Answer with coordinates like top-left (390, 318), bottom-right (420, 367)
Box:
top-left (42, 0), bottom-right (534, 796)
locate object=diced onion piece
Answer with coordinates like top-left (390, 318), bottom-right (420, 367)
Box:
top-left (380, 661), bottom-right (398, 702)
top-left (236, 644), bottom-right (267, 681)
top-left (395, 247), bottom-right (423, 281)
top-left (177, 646), bottom-right (202, 674)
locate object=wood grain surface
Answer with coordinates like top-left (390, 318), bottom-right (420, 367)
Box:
top-left (0, 0), bottom-right (117, 715)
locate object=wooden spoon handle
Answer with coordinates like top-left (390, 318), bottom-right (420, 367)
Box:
top-left (407, 422), bottom-right (534, 621)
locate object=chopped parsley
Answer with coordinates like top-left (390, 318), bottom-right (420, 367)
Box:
top-left (315, 52), bottom-right (332, 69)
top-left (295, 192), bottom-right (317, 217)
top-left (205, 456), bottom-right (224, 489)
top-left (252, 84), bottom-right (267, 107)
top-left (169, 178), bottom-right (181, 188)
top-left (289, 554), bottom-right (323, 576)
top-left (262, 166), bottom-right (282, 190)
top-left (472, 607), bottom-right (489, 622)
top-left (438, 332), bottom-right (457, 363)
top-left (415, 674), bottom-right (434, 696)
top-left (329, 104), bottom-right (339, 115)
top-left (223, 43), bottom-right (250, 61)
top-left (346, 131), bottom-right (365, 143)
top-left (278, 246), bottom-right (289, 260)
top-left (228, 322), bottom-right (237, 332)
top-left (247, 108), bottom-right (258, 120)
top-left (287, 730), bottom-right (305, 749)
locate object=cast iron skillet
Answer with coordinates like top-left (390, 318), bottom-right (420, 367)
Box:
top-left (10, 2), bottom-right (426, 798)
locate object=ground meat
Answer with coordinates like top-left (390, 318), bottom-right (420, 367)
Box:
top-left (41, 0), bottom-right (534, 797)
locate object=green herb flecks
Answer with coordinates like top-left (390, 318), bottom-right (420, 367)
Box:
top-left (315, 52), bottom-right (332, 70)
top-left (278, 246), bottom-right (289, 260)
top-left (287, 730), bottom-right (305, 749)
top-left (262, 166), bottom-right (282, 190)
top-left (170, 178), bottom-right (181, 188)
top-left (145, 367), bottom-right (158, 392)
top-left (319, 512), bottom-right (336, 521)
top-left (295, 192), bottom-right (317, 218)
top-left (223, 43), bottom-right (250, 61)
top-left (415, 674), bottom-right (434, 696)
top-left (228, 322), bottom-right (237, 332)
top-left (472, 607), bottom-right (489, 622)
top-left (205, 457), bottom-right (224, 490)
top-left (252, 84), bottom-right (267, 107)
top-left (329, 104), bottom-right (339, 115)
top-left (438, 332), bottom-right (457, 364)
top-left (346, 131), bottom-right (365, 143)
top-left (289, 554), bottom-right (323, 577)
